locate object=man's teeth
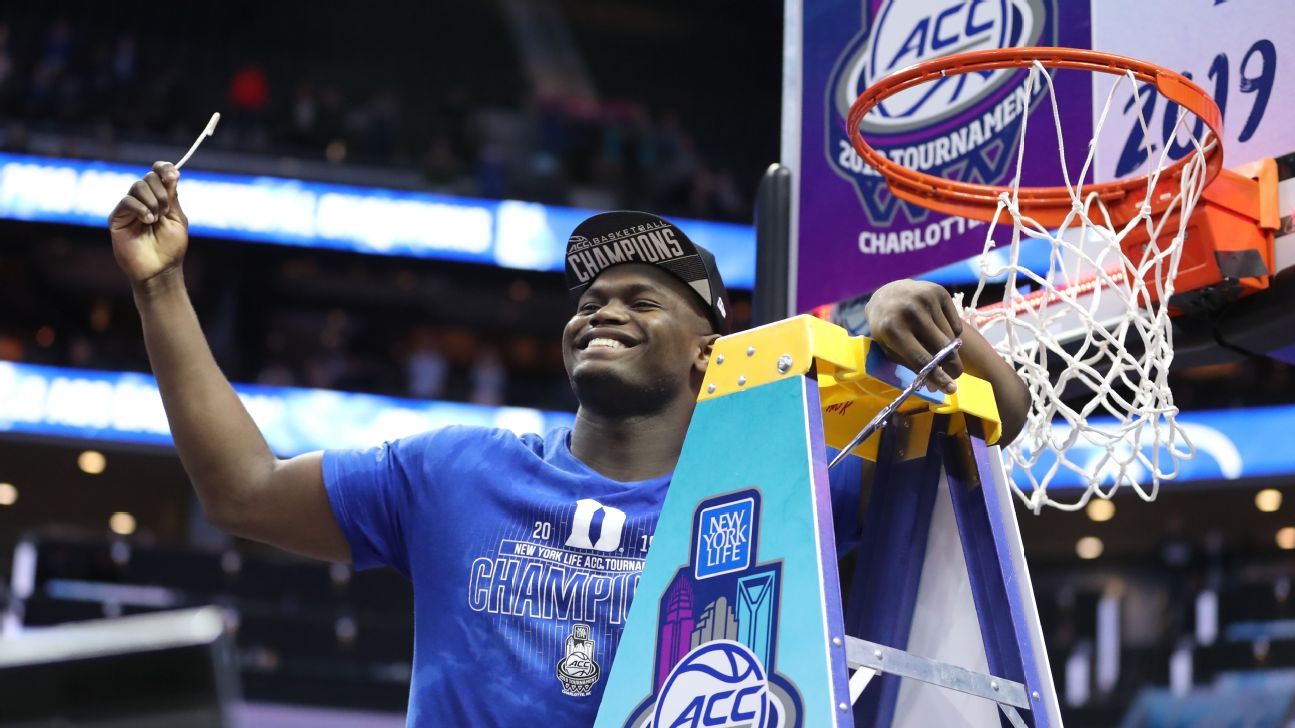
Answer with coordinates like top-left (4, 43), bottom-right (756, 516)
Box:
top-left (588, 338), bottom-right (627, 350)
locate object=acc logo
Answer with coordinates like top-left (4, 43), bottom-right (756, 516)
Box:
top-left (568, 234), bottom-right (594, 252)
top-left (828, 0), bottom-right (1054, 224)
top-left (621, 489), bottom-right (801, 727)
top-left (835, 0), bottom-right (1048, 132)
top-left (557, 623), bottom-right (601, 697)
top-left (653, 641), bottom-right (768, 728)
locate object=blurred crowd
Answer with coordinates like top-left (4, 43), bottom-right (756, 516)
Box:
top-left (0, 11), bottom-right (1288, 414)
top-left (245, 316), bottom-right (569, 411)
top-left (2, 315), bottom-right (566, 408)
top-left (0, 228), bottom-right (1283, 416)
top-left (0, 15), bottom-right (749, 222)
top-left (0, 249), bottom-right (583, 411)
top-left (0, 6), bottom-right (760, 410)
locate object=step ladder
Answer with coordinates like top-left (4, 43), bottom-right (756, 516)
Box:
top-left (594, 315), bottom-right (1063, 727)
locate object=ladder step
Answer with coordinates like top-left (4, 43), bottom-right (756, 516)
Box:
top-left (844, 636), bottom-right (1031, 710)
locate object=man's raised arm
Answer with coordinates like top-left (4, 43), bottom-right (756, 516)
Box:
top-left (108, 161), bottom-right (349, 563)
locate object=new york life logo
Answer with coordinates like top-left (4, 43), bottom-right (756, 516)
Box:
top-left (694, 498), bottom-right (753, 579)
top-left (828, 0), bottom-right (1054, 227)
top-left (622, 489), bottom-right (802, 728)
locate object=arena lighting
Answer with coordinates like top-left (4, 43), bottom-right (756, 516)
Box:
top-left (1075, 536), bottom-right (1104, 560)
top-left (0, 152), bottom-right (758, 285)
top-left (109, 512), bottom-right (136, 536)
top-left (1255, 489), bottom-right (1283, 513)
top-left (2, 360), bottom-right (1292, 486)
top-left (1277, 527), bottom-right (1295, 551)
top-left (0, 482), bottom-right (16, 506)
top-left (77, 450), bottom-right (107, 475)
top-left (0, 361), bottom-right (570, 455)
top-left (0, 152), bottom-right (1032, 290)
top-left (1085, 499), bottom-right (1115, 522)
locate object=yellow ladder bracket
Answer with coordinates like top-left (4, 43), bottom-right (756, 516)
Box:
top-left (698, 315), bottom-right (1002, 460)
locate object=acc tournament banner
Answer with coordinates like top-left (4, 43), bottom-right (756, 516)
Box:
top-left (785, 0), bottom-right (1291, 311)
top-left (787, 0), bottom-right (1090, 310)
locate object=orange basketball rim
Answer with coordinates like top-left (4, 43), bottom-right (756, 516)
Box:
top-left (846, 46), bottom-right (1224, 229)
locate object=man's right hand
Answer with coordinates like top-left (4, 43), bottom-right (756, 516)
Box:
top-left (108, 161), bottom-right (189, 288)
top-left (106, 160), bottom-right (350, 564)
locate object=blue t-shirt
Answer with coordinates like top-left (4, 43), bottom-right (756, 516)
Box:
top-left (323, 425), bottom-right (861, 726)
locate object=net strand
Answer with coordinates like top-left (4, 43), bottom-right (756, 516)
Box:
top-left (966, 62), bottom-right (1208, 512)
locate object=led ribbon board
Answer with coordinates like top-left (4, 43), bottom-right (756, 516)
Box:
top-left (0, 152), bottom-right (756, 284)
top-left (0, 361), bottom-right (1278, 484)
top-left (0, 361), bottom-right (574, 455)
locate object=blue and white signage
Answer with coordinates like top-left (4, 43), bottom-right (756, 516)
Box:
top-left (694, 497), bottom-right (755, 580)
top-left (653, 640), bottom-right (772, 728)
top-left (788, 0), bottom-right (1080, 309)
top-left (0, 152), bottom-right (756, 287)
top-left (0, 150), bottom-right (1046, 288)
top-left (3, 360), bottom-right (1292, 488)
top-left (0, 361), bottom-right (574, 455)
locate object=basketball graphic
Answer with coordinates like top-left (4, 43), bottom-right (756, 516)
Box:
top-left (652, 641), bottom-right (769, 728)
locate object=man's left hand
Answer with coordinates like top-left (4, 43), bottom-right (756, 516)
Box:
top-left (864, 280), bottom-right (964, 394)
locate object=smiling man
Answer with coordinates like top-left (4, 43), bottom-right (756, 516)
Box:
top-left (108, 166), bottom-right (1027, 726)
top-left (560, 212), bottom-right (734, 486)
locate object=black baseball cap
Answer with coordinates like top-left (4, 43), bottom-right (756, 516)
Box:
top-left (564, 211), bottom-right (731, 334)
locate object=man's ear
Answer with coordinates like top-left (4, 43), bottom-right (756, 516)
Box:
top-left (694, 333), bottom-right (722, 373)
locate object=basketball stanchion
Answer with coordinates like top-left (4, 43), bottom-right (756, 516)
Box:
top-left (594, 315), bottom-right (1061, 728)
top-left (597, 44), bottom-right (1268, 728)
top-left (848, 47), bottom-right (1276, 511)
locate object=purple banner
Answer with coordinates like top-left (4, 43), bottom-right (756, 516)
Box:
top-left (789, 0), bottom-right (1093, 311)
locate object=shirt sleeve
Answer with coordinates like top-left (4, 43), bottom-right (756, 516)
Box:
top-left (322, 438), bottom-right (421, 577)
top-left (827, 449), bottom-right (864, 557)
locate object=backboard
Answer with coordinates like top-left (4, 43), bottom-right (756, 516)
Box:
top-left (774, 0), bottom-right (1295, 505)
top-left (780, 0), bottom-right (1295, 316)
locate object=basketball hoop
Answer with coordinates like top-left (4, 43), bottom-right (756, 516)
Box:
top-left (847, 47), bottom-right (1234, 512)
top-left (847, 47), bottom-right (1223, 229)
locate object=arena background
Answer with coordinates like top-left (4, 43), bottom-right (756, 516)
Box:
top-left (0, 2), bottom-right (1293, 726)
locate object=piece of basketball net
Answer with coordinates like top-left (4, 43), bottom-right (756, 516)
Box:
top-left (175, 112), bottom-right (221, 170)
top-left (848, 48), bottom-right (1222, 512)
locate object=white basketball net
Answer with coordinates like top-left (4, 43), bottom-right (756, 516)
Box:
top-left (964, 62), bottom-right (1214, 513)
